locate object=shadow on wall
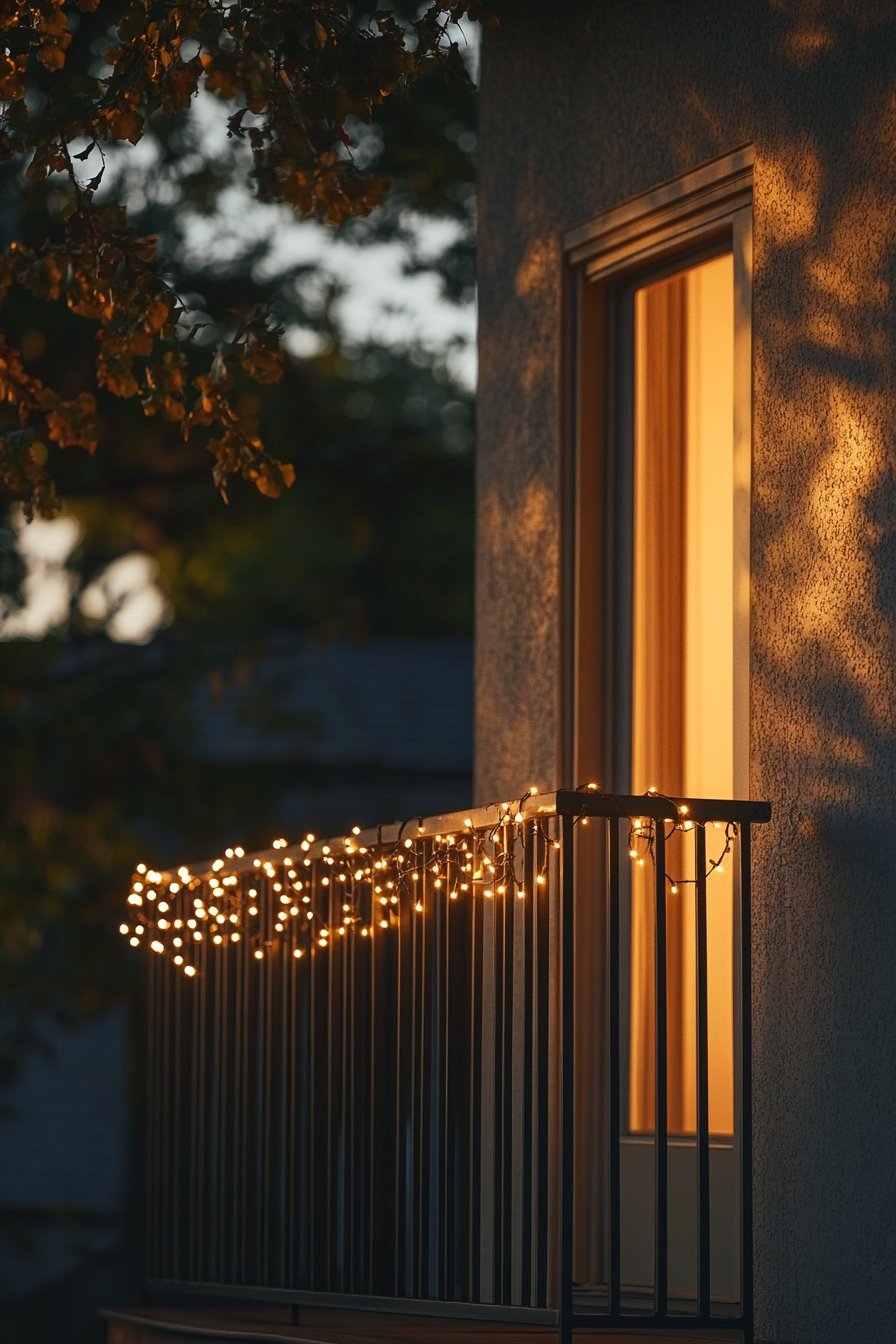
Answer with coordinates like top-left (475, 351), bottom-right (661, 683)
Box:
top-left (728, 12), bottom-right (896, 1338)
top-left (750, 37), bottom-right (896, 826)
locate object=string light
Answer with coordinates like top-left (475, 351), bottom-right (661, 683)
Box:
top-left (122, 785), bottom-right (737, 978)
top-left (625, 791), bottom-right (738, 894)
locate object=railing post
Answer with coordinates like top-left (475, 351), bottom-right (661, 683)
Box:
top-left (695, 823), bottom-right (711, 1318)
top-left (558, 811), bottom-right (575, 1344)
top-left (740, 822), bottom-right (754, 1343)
top-left (607, 816), bottom-right (621, 1320)
top-left (653, 820), bottom-right (668, 1318)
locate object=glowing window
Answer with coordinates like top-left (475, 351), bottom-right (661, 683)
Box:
top-left (628, 252), bottom-right (737, 1136)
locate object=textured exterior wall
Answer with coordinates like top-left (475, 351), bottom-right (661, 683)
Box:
top-left (476, 4), bottom-right (896, 1341)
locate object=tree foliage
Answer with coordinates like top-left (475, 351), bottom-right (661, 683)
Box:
top-left (0, 0), bottom-right (481, 1062)
top-left (0, 0), bottom-right (486, 516)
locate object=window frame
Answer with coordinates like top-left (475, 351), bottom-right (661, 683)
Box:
top-left (561, 147), bottom-right (754, 795)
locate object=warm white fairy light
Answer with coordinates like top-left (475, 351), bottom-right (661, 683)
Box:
top-left (123, 785), bottom-right (736, 979)
top-left (625, 794), bottom-right (738, 895)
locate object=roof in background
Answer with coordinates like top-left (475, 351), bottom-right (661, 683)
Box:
top-left (193, 636), bottom-right (473, 772)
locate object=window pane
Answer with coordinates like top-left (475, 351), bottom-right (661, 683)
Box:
top-left (629, 253), bottom-right (735, 1137)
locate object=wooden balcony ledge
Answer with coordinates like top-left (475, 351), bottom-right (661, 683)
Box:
top-left (103, 1304), bottom-right (743, 1344)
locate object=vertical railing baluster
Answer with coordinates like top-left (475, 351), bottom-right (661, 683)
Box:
top-left (295, 917), bottom-right (305, 1291)
top-left (440, 840), bottom-right (450, 1299)
top-left (282, 933), bottom-right (290, 1291)
top-left (187, 961), bottom-right (195, 1280)
top-left (468, 861), bottom-right (483, 1304)
top-left (286, 921), bottom-right (297, 1292)
top-left (517, 819), bottom-right (534, 1307)
top-left (175, 967), bottom-right (184, 1278)
top-left (253, 892), bottom-right (263, 1284)
top-left (740, 823), bottom-right (754, 1343)
top-left (186, 962), bottom-right (195, 1283)
top-left (654, 820), bottom-right (668, 1317)
top-left (146, 958), bottom-right (156, 1282)
top-left (414, 853), bottom-right (426, 1299)
top-left (500, 820), bottom-right (514, 1304)
top-left (218, 941), bottom-right (226, 1283)
top-left (608, 815), bottom-right (622, 1320)
top-left (366, 868), bottom-right (380, 1295)
top-left (558, 810), bottom-right (575, 1344)
top-left (532, 818), bottom-right (552, 1308)
top-left (479, 834), bottom-right (496, 1303)
top-left (427, 839), bottom-right (442, 1301)
top-left (324, 858), bottom-right (336, 1290)
top-left (695, 823), bottom-right (711, 1319)
top-left (240, 923), bottom-right (250, 1285)
top-left (307, 865), bottom-right (319, 1289)
top-left (158, 956), bottom-right (168, 1279)
top-left (325, 888), bottom-right (336, 1288)
top-left (339, 892), bottom-right (350, 1296)
top-left (348, 887), bottom-right (360, 1294)
top-left (213, 930), bottom-right (221, 1281)
top-left (395, 853), bottom-right (412, 1297)
top-left (442, 838), bottom-right (463, 1302)
top-left (200, 943), bottom-right (209, 1282)
top-left (263, 925), bottom-right (272, 1284)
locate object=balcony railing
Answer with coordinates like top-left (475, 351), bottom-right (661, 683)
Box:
top-left (132, 788), bottom-right (770, 1341)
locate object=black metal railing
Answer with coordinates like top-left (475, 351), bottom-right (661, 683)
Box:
top-left (139, 789), bottom-right (770, 1340)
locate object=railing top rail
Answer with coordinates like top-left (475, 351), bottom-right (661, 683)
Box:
top-left (151, 790), bottom-right (770, 884)
top-left (554, 790), bottom-right (772, 826)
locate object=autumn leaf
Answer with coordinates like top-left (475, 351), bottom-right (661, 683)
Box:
top-left (253, 459), bottom-right (295, 498)
top-left (106, 107), bottom-right (144, 145)
top-left (45, 393), bottom-right (97, 451)
top-left (0, 56), bottom-right (26, 102)
top-left (0, 0), bottom-right (487, 515)
top-left (38, 40), bottom-right (70, 73)
top-left (145, 300), bottom-right (170, 334)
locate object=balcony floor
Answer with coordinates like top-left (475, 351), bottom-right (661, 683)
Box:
top-left (104, 1305), bottom-right (743, 1344)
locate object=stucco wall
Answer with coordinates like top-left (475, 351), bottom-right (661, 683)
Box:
top-left (476, 4), bottom-right (896, 1341)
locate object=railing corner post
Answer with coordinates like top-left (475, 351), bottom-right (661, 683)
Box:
top-left (558, 811), bottom-right (575, 1344)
